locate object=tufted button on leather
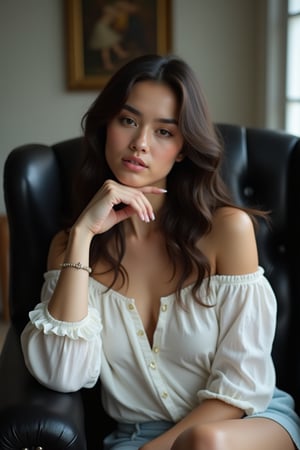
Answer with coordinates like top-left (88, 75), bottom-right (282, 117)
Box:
top-left (243, 186), bottom-right (254, 197)
top-left (22, 447), bottom-right (44, 450)
top-left (278, 244), bottom-right (286, 253)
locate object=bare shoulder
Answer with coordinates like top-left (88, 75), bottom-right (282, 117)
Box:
top-left (47, 230), bottom-right (69, 270)
top-left (213, 206), bottom-right (254, 235)
top-left (212, 206), bottom-right (258, 275)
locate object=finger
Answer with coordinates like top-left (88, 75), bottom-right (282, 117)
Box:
top-left (114, 205), bottom-right (136, 223)
top-left (130, 195), bottom-right (153, 222)
top-left (116, 191), bottom-right (154, 222)
top-left (140, 186), bottom-right (168, 194)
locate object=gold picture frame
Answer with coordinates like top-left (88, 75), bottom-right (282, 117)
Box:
top-left (65, 0), bottom-right (172, 90)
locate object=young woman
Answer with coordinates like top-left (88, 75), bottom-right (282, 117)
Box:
top-left (21, 54), bottom-right (300, 450)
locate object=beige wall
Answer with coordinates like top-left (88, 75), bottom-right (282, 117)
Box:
top-left (0, 0), bottom-right (267, 214)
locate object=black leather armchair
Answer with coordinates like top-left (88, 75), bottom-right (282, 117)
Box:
top-left (0, 124), bottom-right (299, 449)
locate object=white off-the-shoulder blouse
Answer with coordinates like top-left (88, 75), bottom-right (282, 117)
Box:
top-left (21, 267), bottom-right (277, 423)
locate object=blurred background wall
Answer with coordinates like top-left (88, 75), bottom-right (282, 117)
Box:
top-left (0, 0), bottom-right (274, 215)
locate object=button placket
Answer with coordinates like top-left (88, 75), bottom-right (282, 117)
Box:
top-left (127, 302), bottom-right (135, 311)
top-left (147, 298), bottom-right (173, 408)
top-left (126, 296), bottom-right (178, 419)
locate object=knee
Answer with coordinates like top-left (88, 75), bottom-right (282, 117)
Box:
top-left (171, 423), bottom-right (225, 450)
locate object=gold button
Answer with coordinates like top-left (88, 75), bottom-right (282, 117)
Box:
top-left (137, 329), bottom-right (144, 336)
top-left (153, 346), bottom-right (159, 353)
top-left (161, 304), bottom-right (168, 312)
top-left (149, 361), bottom-right (156, 369)
top-left (161, 391), bottom-right (168, 399)
top-left (128, 303), bottom-right (135, 310)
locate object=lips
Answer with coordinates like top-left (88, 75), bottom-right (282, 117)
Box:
top-left (122, 156), bottom-right (147, 167)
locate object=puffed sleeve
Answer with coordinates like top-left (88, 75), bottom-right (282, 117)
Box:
top-left (197, 268), bottom-right (277, 415)
top-left (21, 270), bottom-right (102, 393)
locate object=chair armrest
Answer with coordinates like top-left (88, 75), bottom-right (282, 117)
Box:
top-left (0, 325), bottom-right (87, 449)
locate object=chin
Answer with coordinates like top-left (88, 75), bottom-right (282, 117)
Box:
top-left (115, 173), bottom-right (146, 188)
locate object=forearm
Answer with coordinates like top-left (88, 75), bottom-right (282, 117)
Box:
top-left (47, 181), bottom-right (164, 322)
top-left (48, 225), bottom-right (93, 322)
top-left (142, 399), bottom-right (244, 450)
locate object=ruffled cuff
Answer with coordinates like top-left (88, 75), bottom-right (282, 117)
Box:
top-left (28, 301), bottom-right (102, 341)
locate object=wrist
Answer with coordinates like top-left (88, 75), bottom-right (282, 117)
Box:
top-left (63, 224), bottom-right (93, 269)
top-left (60, 261), bottom-right (92, 274)
top-left (69, 223), bottom-right (94, 245)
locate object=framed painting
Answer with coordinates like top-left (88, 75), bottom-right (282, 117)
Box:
top-left (65, 0), bottom-right (172, 90)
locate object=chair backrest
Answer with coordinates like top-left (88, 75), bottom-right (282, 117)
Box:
top-left (4, 124), bottom-right (300, 417)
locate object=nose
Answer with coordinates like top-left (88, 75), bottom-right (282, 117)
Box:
top-left (129, 127), bottom-right (150, 153)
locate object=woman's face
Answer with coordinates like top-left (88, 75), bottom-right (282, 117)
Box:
top-left (105, 80), bottom-right (184, 189)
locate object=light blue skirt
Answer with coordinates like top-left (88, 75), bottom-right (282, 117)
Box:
top-left (103, 420), bottom-right (173, 449)
top-left (247, 387), bottom-right (300, 449)
top-left (103, 387), bottom-right (300, 450)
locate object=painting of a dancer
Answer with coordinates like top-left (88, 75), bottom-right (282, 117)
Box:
top-left (66, 0), bottom-right (172, 89)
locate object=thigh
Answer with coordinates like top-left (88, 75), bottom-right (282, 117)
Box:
top-left (172, 418), bottom-right (296, 450)
top-left (220, 417), bottom-right (296, 450)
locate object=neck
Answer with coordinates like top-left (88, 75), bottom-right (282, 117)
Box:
top-left (125, 215), bottom-right (161, 240)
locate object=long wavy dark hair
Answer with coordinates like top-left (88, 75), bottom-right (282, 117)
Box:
top-left (69, 54), bottom-right (265, 304)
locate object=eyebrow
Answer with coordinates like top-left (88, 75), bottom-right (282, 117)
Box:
top-left (123, 104), bottom-right (178, 125)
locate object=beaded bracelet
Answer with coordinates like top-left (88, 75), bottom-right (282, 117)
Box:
top-left (60, 262), bottom-right (92, 274)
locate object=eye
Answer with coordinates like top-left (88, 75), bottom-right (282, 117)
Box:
top-left (119, 116), bottom-right (137, 127)
top-left (158, 128), bottom-right (172, 137)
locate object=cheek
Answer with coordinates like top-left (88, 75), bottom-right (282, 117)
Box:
top-left (159, 135), bottom-right (184, 162)
top-left (106, 126), bottom-right (118, 149)
top-left (105, 126), bottom-right (125, 161)
top-left (160, 144), bottom-right (183, 165)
